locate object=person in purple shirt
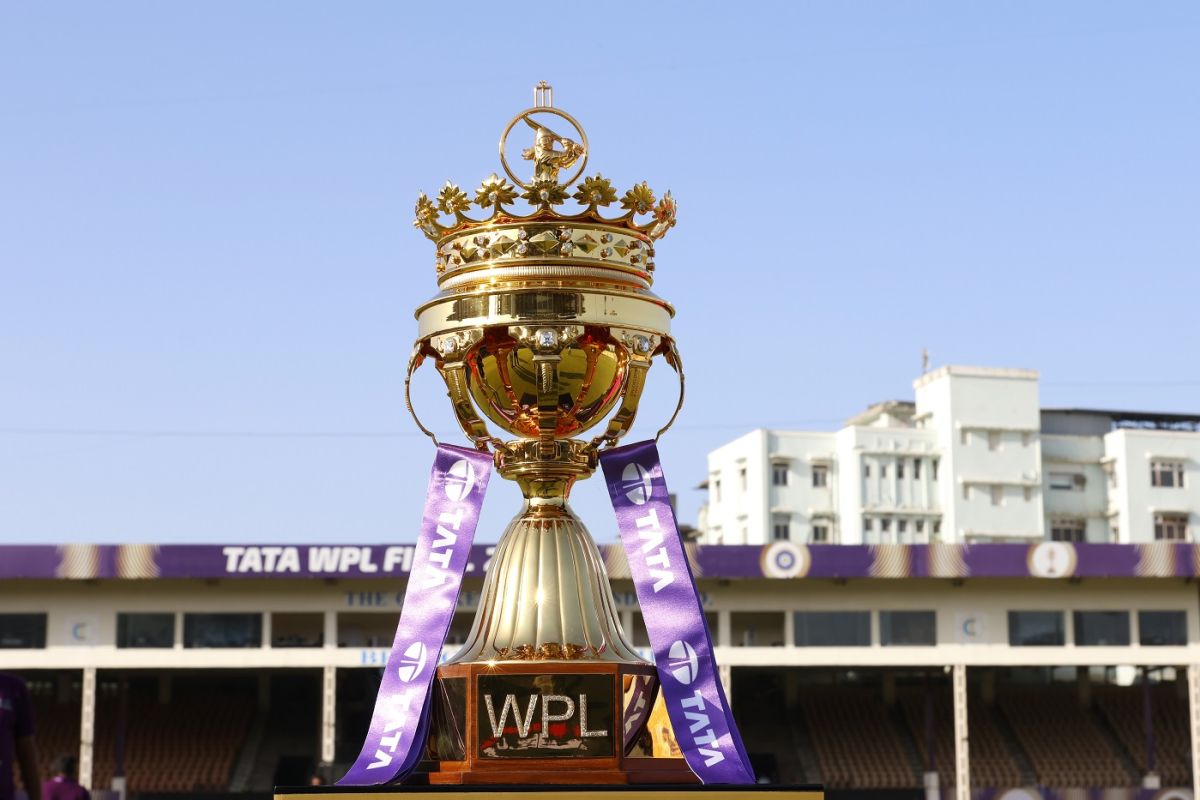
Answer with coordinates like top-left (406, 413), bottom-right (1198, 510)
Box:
top-left (0, 673), bottom-right (40, 800)
top-left (42, 756), bottom-right (88, 800)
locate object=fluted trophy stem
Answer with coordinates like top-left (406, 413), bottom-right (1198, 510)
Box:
top-left (449, 494), bottom-right (641, 664)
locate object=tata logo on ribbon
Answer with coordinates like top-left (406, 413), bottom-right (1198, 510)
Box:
top-left (397, 642), bottom-right (428, 683)
top-left (621, 462), bottom-right (654, 505)
top-left (444, 459), bottom-right (476, 503)
top-left (667, 639), bottom-right (699, 685)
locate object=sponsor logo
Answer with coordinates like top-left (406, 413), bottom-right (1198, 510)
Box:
top-left (678, 690), bottom-right (727, 768)
top-left (668, 639), bottom-right (699, 685)
top-left (621, 462), bottom-right (654, 506)
top-left (631, 505), bottom-right (675, 592)
top-left (1027, 541), bottom-right (1076, 579)
top-left (760, 541), bottom-right (811, 579)
top-left (397, 642), bottom-right (428, 683)
top-left (444, 459), bottom-right (476, 503)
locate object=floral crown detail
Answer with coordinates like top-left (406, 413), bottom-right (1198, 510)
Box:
top-left (413, 85), bottom-right (676, 284)
top-left (414, 174), bottom-right (676, 245)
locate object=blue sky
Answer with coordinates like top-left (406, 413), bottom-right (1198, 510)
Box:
top-left (1, 1), bottom-right (1197, 544)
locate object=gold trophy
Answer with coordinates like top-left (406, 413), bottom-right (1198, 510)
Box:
top-left (406, 83), bottom-right (689, 784)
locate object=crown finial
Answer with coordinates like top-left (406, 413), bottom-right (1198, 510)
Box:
top-left (413, 88), bottom-right (678, 287)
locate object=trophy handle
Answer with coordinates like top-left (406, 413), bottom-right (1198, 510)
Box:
top-left (405, 343), bottom-right (506, 453)
top-left (588, 337), bottom-right (686, 451)
top-left (654, 337), bottom-right (686, 443)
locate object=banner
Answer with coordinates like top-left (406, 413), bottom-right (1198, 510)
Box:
top-left (601, 440), bottom-right (755, 784)
top-left (339, 444), bottom-right (492, 785)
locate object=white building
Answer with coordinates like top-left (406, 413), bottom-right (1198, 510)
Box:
top-left (699, 365), bottom-right (1200, 546)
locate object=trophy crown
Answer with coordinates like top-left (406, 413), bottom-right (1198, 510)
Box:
top-left (413, 83), bottom-right (677, 294)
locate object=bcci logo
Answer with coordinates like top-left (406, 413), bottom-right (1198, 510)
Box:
top-left (397, 642), bottom-right (428, 683)
top-left (667, 639), bottom-right (699, 685)
top-left (444, 459), bottom-right (476, 503)
top-left (621, 462), bottom-right (654, 506)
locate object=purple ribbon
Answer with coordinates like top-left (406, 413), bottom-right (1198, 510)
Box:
top-left (600, 440), bottom-right (756, 784)
top-left (339, 444), bottom-right (492, 785)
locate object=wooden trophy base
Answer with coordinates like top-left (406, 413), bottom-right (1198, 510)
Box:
top-left (425, 660), bottom-right (699, 786)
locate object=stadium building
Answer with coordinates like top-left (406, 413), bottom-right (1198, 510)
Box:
top-left (3, 537), bottom-right (1200, 800)
top-left (699, 366), bottom-right (1200, 547)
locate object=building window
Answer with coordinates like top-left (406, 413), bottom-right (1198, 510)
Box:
top-left (712, 479), bottom-right (721, 503)
top-left (271, 612), bottom-right (324, 648)
top-left (1048, 472), bottom-right (1083, 491)
top-left (881, 464), bottom-right (889, 478)
top-left (811, 524), bottom-right (829, 543)
top-left (880, 518), bottom-right (891, 533)
top-left (863, 517), bottom-right (873, 532)
top-left (738, 466), bottom-right (747, 490)
top-left (1008, 611), bottom-right (1065, 646)
top-left (117, 613), bottom-right (175, 648)
top-left (772, 515), bottom-right (790, 541)
top-left (863, 463), bottom-right (871, 478)
top-left (932, 459), bottom-right (939, 481)
top-left (794, 611), bottom-right (870, 647)
top-left (1151, 461), bottom-right (1185, 488)
top-left (913, 459), bottom-right (922, 479)
top-left (880, 611), bottom-right (936, 646)
top-left (932, 520), bottom-right (941, 535)
top-left (897, 461), bottom-right (905, 479)
top-left (897, 519), bottom-right (907, 534)
top-left (1023, 486), bottom-right (1033, 502)
top-left (915, 519), bottom-right (925, 534)
top-left (991, 485), bottom-right (1004, 506)
top-left (812, 465), bottom-right (829, 488)
top-left (1073, 611), bottom-right (1130, 646)
top-left (1154, 513), bottom-right (1189, 541)
top-left (1139, 611), bottom-right (1187, 646)
top-left (0, 614), bottom-right (47, 649)
top-left (1050, 520), bottom-right (1086, 543)
top-left (183, 613), bottom-right (263, 648)
top-left (772, 463), bottom-right (789, 487)
top-left (988, 431), bottom-right (1002, 451)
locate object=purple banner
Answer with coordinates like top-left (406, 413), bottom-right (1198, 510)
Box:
top-left (601, 440), bottom-right (755, 785)
top-left (338, 444), bottom-right (492, 786)
top-left (1, 542), bottom-right (1195, 582)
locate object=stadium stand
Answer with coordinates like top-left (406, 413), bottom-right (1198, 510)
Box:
top-left (21, 675), bottom-right (254, 795)
top-left (998, 686), bottom-right (1136, 788)
top-left (796, 686), bottom-right (919, 790)
top-left (898, 688), bottom-right (1027, 790)
top-left (1095, 682), bottom-right (1192, 789)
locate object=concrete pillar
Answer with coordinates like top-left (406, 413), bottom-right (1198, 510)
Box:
top-left (952, 664), bottom-right (969, 800)
top-left (321, 665), bottom-right (337, 765)
top-left (324, 611), bottom-right (337, 649)
top-left (262, 612), bottom-right (272, 649)
top-left (783, 610), bottom-right (795, 647)
top-left (1188, 664), bottom-right (1200, 800)
top-left (79, 666), bottom-right (96, 791)
top-left (718, 610), bottom-right (731, 648)
top-left (924, 770), bottom-right (940, 800)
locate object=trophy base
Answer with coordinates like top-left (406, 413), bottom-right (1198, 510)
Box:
top-left (426, 660), bottom-right (696, 786)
